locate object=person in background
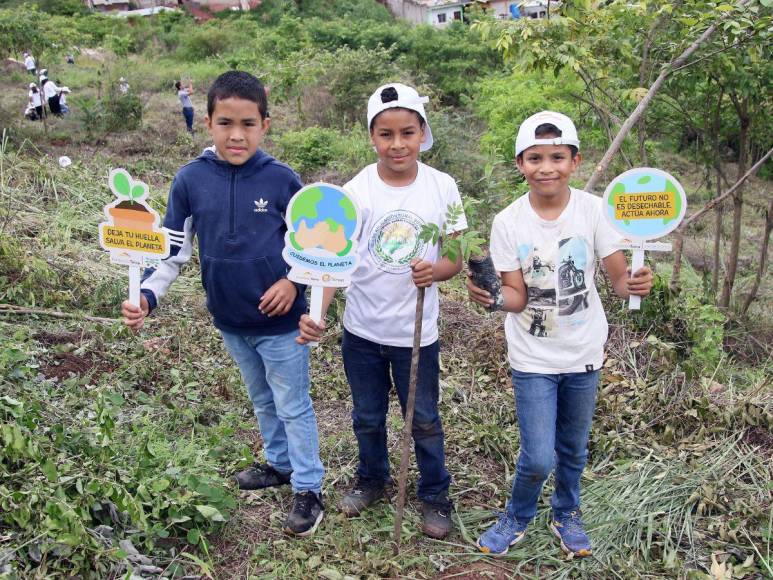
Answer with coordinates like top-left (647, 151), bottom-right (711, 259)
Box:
top-left (118, 77), bottom-right (130, 94)
top-left (41, 76), bottom-right (62, 117)
top-left (28, 83), bottom-right (43, 120)
top-left (24, 52), bottom-right (36, 75)
top-left (175, 79), bottom-right (195, 134)
top-left (58, 83), bottom-right (71, 114)
top-left (66, 53), bottom-right (75, 65)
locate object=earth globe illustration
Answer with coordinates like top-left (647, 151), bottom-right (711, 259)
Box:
top-left (289, 184), bottom-right (358, 256)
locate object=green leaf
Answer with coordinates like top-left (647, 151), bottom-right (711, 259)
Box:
top-left (40, 459), bottom-right (58, 482)
top-left (187, 528), bottom-right (201, 545)
top-left (151, 478), bottom-right (170, 492)
top-left (195, 504), bottom-right (226, 522)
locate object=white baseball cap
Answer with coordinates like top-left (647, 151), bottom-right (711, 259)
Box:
top-left (515, 111), bottom-right (580, 157)
top-left (367, 83), bottom-right (434, 152)
top-left (29, 82), bottom-right (36, 89)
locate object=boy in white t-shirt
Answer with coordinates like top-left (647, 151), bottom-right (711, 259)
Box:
top-left (298, 83), bottom-right (467, 539)
top-left (468, 111), bottom-right (652, 557)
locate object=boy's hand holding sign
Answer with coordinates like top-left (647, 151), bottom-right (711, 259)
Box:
top-left (99, 169), bottom-right (170, 327)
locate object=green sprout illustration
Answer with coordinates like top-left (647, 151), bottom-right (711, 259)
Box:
top-left (109, 168), bottom-right (147, 206)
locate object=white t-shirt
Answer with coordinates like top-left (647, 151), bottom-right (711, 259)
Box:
top-left (343, 162), bottom-right (468, 347)
top-left (178, 89), bottom-right (193, 108)
top-left (489, 188), bottom-right (620, 374)
top-left (43, 80), bottom-right (59, 100)
top-left (25, 55), bottom-right (35, 71)
top-left (29, 90), bottom-right (42, 107)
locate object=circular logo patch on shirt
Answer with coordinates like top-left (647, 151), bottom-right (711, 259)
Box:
top-left (368, 210), bottom-right (427, 274)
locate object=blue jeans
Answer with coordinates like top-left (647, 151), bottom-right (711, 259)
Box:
top-left (506, 369), bottom-right (599, 522)
top-left (221, 329), bottom-right (323, 494)
top-left (182, 107), bottom-right (194, 132)
top-left (341, 329), bottom-right (451, 502)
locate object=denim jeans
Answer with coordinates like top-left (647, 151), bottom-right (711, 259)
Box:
top-left (221, 329), bottom-right (324, 494)
top-left (341, 329), bottom-right (451, 502)
top-left (182, 107), bottom-right (194, 132)
top-left (506, 369), bottom-right (599, 522)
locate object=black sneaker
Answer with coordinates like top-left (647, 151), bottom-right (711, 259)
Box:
top-left (234, 462), bottom-right (291, 490)
top-left (284, 491), bottom-right (324, 537)
top-left (339, 478), bottom-right (386, 517)
top-left (421, 497), bottom-right (453, 539)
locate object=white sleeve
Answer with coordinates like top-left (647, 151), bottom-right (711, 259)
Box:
top-left (489, 212), bottom-right (521, 272)
top-left (141, 217), bottom-right (195, 307)
top-left (443, 177), bottom-right (467, 234)
top-left (594, 203), bottom-right (621, 259)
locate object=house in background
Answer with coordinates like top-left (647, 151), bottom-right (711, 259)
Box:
top-left (382, 0), bottom-right (469, 27)
top-left (84, 0), bottom-right (132, 12)
top-left (466, 0), bottom-right (554, 19)
top-left (84, 0), bottom-right (261, 15)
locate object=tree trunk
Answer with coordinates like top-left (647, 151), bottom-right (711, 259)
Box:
top-left (719, 96), bottom-right (749, 309)
top-left (711, 171), bottom-right (723, 297)
top-left (740, 195), bottom-right (773, 316)
top-left (669, 146), bottom-right (772, 293)
top-left (584, 0), bottom-right (748, 192)
top-left (710, 86), bottom-right (725, 297)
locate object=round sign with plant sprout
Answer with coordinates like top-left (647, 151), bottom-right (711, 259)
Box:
top-left (602, 167), bottom-right (687, 310)
top-left (99, 168), bottom-right (171, 307)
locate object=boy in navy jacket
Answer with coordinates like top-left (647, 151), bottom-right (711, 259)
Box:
top-left (122, 71), bottom-right (325, 536)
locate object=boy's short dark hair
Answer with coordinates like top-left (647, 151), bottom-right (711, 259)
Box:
top-left (517, 122), bottom-right (579, 161)
top-left (207, 71), bottom-right (268, 119)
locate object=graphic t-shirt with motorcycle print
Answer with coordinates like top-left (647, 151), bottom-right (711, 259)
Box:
top-left (489, 188), bottom-right (620, 374)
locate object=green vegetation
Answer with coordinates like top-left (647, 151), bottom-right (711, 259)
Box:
top-left (0, 0), bottom-right (771, 577)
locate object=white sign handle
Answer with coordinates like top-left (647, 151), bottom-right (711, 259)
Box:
top-left (629, 249), bottom-right (645, 310)
top-left (308, 285), bottom-right (323, 348)
top-left (129, 265), bottom-right (141, 308)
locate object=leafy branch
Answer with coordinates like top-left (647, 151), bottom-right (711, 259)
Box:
top-left (418, 202), bottom-right (485, 263)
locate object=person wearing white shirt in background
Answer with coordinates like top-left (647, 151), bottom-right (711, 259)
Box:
top-left (24, 52), bottom-right (36, 75)
top-left (27, 83), bottom-right (42, 120)
top-left (41, 77), bottom-right (62, 116)
top-left (118, 77), bottom-right (130, 94)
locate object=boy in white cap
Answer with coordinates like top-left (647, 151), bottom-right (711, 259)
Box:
top-left (468, 111), bottom-right (653, 557)
top-left (298, 82), bottom-right (467, 539)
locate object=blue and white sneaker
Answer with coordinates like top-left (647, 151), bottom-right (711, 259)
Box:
top-left (476, 512), bottom-right (529, 556)
top-left (549, 511), bottom-right (592, 557)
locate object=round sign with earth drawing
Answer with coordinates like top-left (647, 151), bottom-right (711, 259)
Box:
top-left (283, 183), bottom-right (361, 287)
top-left (602, 167), bottom-right (687, 241)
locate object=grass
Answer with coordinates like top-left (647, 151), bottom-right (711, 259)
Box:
top-left (1, 45), bottom-right (772, 579)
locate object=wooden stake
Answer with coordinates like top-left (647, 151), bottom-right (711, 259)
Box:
top-left (393, 286), bottom-right (425, 555)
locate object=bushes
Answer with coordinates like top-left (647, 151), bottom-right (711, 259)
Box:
top-left (177, 25), bottom-right (235, 61)
top-left (71, 90), bottom-right (141, 137)
top-left (274, 126), bottom-right (371, 180)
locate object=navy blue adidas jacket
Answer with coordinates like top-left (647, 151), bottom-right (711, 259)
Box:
top-left (141, 148), bottom-right (306, 336)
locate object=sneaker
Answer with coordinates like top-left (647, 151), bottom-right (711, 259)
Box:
top-left (339, 479), bottom-right (386, 517)
top-left (549, 511), bottom-right (592, 557)
top-left (234, 462), bottom-right (291, 490)
top-left (421, 497), bottom-right (454, 539)
top-left (477, 512), bottom-right (528, 555)
top-left (284, 491), bottom-right (324, 537)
